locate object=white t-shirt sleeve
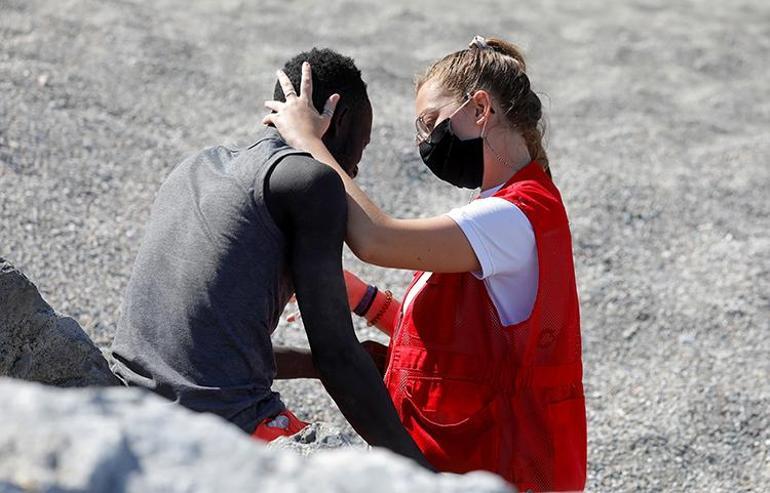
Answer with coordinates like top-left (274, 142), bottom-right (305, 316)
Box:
top-left (446, 197), bottom-right (535, 280)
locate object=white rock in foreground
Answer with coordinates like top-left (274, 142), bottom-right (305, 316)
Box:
top-left (0, 378), bottom-right (513, 493)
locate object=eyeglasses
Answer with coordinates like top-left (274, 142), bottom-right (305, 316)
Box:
top-left (415, 94), bottom-right (472, 144)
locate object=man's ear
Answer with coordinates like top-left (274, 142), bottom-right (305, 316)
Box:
top-left (321, 103), bottom-right (346, 145)
top-left (328, 103), bottom-right (349, 138)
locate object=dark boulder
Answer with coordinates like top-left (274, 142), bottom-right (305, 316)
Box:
top-left (0, 257), bottom-right (121, 387)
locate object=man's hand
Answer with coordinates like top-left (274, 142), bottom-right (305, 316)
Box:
top-left (361, 340), bottom-right (388, 377)
top-left (275, 341), bottom-right (388, 380)
top-left (262, 62), bottom-right (340, 152)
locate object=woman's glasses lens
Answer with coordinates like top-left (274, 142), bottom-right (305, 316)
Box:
top-left (415, 117), bottom-right (431, 144)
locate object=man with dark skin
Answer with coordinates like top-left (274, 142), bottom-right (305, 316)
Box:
top-left (110, 48), bottom-right (429, 468)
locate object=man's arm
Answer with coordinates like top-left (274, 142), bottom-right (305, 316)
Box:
top-left (273, 346), bottom-right (319, 379)
top-left (273, 341), bottom-right (386, 379)
top-left (266, 156), bottom-right (431, 469)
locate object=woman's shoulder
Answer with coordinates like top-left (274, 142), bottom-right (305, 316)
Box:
top-left (449, 196), bottom-right (531, 229)
top-left (495, 178), bottom-right (567, 225)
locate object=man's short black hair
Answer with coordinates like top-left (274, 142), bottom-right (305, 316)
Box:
top-left (274, 48), bottom-right (368, 114)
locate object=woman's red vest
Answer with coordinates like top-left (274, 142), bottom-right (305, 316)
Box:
top-left (384, 162), bottom-right (586, 492)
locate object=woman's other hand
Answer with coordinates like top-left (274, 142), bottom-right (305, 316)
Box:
top-left (287, 270), bottom-right (367, 322)
top-left (262, 61), bottom-right (340, 152)
top-left (344, 269), bottom-right (368, 310)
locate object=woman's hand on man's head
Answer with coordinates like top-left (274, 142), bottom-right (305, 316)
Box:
top-left (262, 62), bottom-right (340, 152)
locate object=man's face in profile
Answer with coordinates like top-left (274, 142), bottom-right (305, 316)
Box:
top-left (325, 97), bottom-right (372, 179)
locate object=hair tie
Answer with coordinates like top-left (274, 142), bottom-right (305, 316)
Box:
top-left (468, 35), bottom-right (491, 51)
top-left (469, 35), bottom-right (523, 71)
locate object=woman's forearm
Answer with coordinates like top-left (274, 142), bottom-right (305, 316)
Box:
top-left (304, 139), bottom-right (380, 217)
top-left (303, 138), bottom-right (478, 273)
top-left (265, 66), bottom-right (480, 274)
top-left (345, 270), bottom-right (401, 336)
top-left (362, 290), bottom-right (401, 337)
top-left (304, 139), bottom-right (391, 261)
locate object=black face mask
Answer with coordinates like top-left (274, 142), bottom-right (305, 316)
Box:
top-left (418, 117), bottom-right (484, 190)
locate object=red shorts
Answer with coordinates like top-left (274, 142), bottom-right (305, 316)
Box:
top-left (251, 408), bottom-right (309, 442)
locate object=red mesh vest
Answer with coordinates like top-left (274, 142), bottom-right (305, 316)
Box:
top-left (384, 162), bottom-right (586, 492)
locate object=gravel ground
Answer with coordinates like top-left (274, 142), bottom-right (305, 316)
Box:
top-left (1, 0), bottom-right (768, 490)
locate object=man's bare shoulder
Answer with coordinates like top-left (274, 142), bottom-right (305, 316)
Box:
top-left (270, 154), bottom-right (343, 197)
top-left (266, 154), bottom-right (346, 231)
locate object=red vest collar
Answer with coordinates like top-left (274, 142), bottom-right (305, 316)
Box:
top-left (496, 160), bottom-right (548, 192)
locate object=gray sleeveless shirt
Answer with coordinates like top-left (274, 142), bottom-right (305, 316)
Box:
top-left (111, 128), bottom-right (305, 433)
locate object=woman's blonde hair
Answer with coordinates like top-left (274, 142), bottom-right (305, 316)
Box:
top-left (416, 37), bottom-right (550, 176)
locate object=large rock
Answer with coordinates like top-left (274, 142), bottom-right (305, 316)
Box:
top-left (0, 378), bottom-right (513, 493)
top-left (0, 257), bottom-right (120, 386)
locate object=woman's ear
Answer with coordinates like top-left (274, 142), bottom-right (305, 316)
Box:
top-left (471, 90), bottom-right (494, 125)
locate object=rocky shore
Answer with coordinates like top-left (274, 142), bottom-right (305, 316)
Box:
top-left (1, 0), bottom-right (767, 491)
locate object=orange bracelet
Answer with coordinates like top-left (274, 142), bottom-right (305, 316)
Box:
top-left (367, 290), bottom-right (393, 327)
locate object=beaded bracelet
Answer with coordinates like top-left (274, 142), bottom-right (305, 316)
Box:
top-left (367, 290), bottom-right (393, 327)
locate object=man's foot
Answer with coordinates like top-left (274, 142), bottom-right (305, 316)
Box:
top-left (252, 408), bottom-right (309, 442)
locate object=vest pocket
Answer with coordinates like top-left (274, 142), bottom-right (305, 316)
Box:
top-left (404, 375), bottom-right (488, 425)
top-left (402, 392), bottom-right (502, 475)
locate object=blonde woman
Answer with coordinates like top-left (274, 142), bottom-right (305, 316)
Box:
top-left (265, 37), bottom-right (586, 492)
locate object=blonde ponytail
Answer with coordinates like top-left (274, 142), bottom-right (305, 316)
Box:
top-left (417, 37), bottom-right (550, 176)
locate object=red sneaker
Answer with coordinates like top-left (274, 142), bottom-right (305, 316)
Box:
top-left (252, 408), bottom-right (309, 442)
